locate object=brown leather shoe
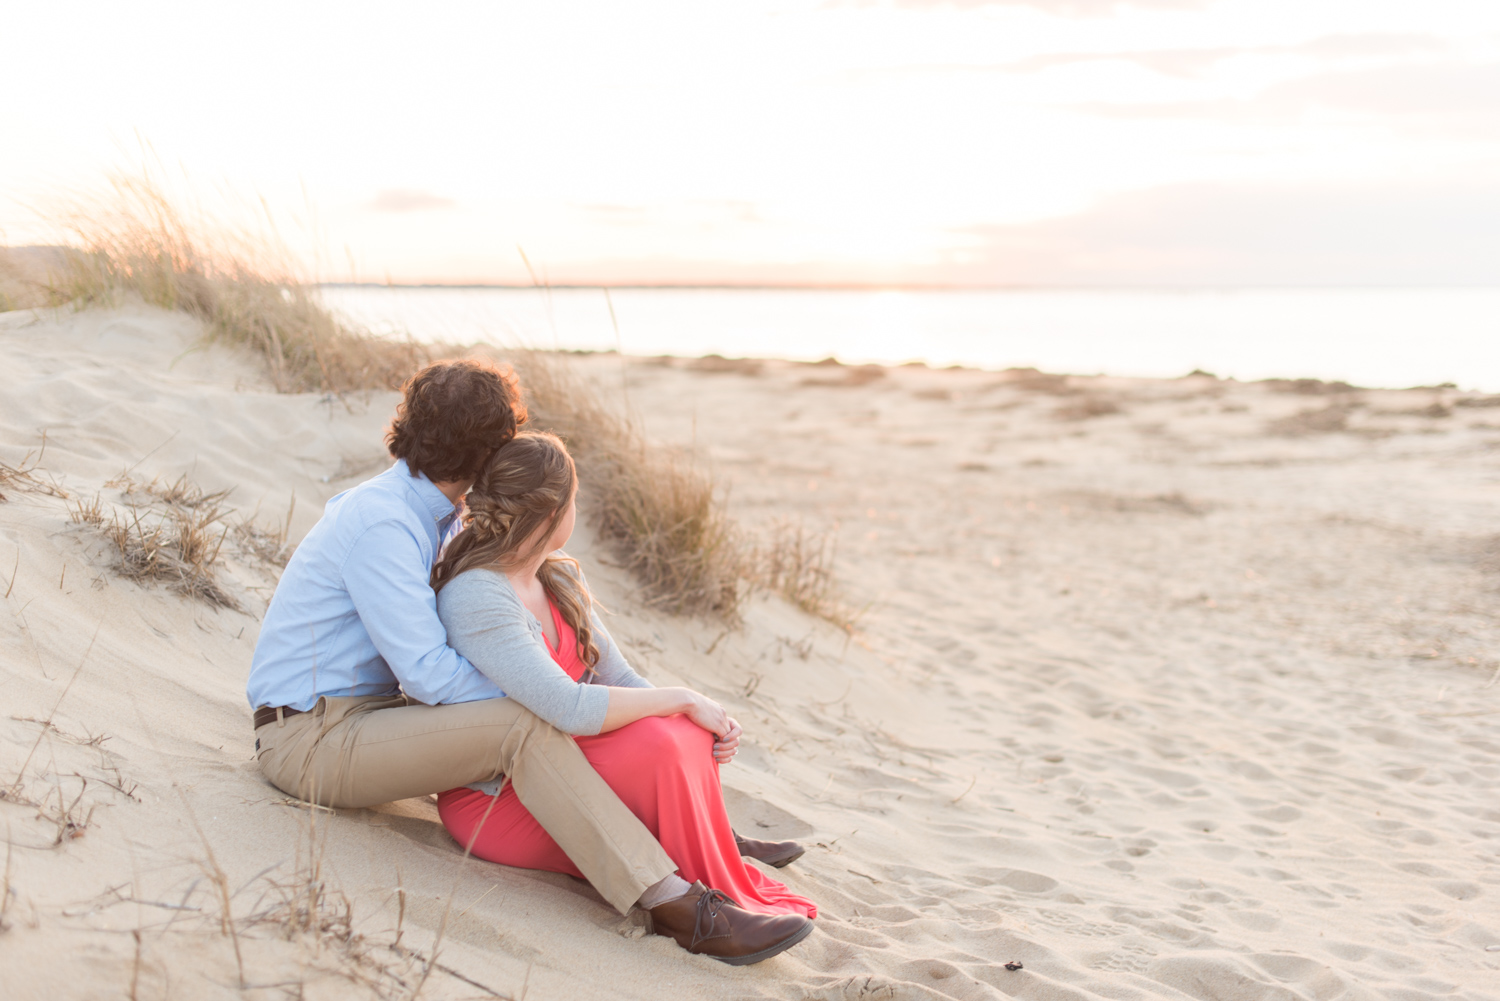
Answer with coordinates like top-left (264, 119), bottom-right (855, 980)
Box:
top-left (648, 882), bottom-right (812, 966)
top-left (735, 831), bottom-right (806, 868)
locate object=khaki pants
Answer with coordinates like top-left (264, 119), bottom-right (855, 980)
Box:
top-left (254, 694), bottom-right (676, 914)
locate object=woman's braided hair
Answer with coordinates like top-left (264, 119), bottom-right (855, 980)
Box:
top-left (430, 432), bottom-right (601, 670)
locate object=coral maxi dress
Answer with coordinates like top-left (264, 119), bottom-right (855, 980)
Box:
top-left (436, 602), bottom-right (817, 918)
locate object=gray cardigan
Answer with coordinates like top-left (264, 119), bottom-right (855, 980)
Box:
top-left (436, 565), bottom-right (653, 737)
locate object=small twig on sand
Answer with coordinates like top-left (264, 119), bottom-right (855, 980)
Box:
top-left (813, 680), bottom-right (854, 710)
top-left (117, 430), bottom-right (180, 482)
top-left (230, 862), bottom-right (284, 901)
top-left (393, 867), bottom-right (406, 949)
top-left (1, 823), bottom-right (14, 932)
top-left (129, 929), bottom-right (143, 1001)
top-left (433, 962), bottom-right (509, 998)
top-left (455, 882), bottom-right (499, 920)
top-left (46, 775), bottom-right (95, 846)
top-left (279, 491), bottom-right (296, 549)
top-left (271, 796), bottom-right (336, 814)
top-left (173, 785), bottom-right (246, 987)
top-left (951, 775), bottom-right (978, 804)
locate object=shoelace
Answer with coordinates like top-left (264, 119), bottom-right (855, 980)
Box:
top-left (691, 888), bottom-right (739, 950)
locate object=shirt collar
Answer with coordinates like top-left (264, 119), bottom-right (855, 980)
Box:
top-left (392, 458), bottom-right (461, 526)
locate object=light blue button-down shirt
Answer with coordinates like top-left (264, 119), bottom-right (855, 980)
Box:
top-left (246, 458), bottom-right (505, 711)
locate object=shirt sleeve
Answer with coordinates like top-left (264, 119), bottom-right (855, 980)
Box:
top-left (588, 611), bottom-right (653, 689)
top-left (341, 519), bottom-right (486, 705)
top-left (439, 573), bottom-right (612, 734)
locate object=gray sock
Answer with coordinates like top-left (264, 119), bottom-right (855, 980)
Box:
top-left (636, 873), bottom-right (692, 910)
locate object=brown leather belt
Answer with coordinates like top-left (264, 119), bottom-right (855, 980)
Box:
top-left (253, 705), bottom-right (308, 729)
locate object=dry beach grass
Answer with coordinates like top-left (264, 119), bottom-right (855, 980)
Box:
top-left (38, 168), bottom-right (425, 394)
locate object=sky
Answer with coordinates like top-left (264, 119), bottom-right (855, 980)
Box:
top-left (2, 0), bottom-right (1498, 286)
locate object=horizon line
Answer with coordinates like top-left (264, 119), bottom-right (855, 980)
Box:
top-left (318, 281), bottom-right (1500, 292)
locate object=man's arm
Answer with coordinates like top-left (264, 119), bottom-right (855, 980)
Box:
top-left (342, 519), bottom-right (496, 705)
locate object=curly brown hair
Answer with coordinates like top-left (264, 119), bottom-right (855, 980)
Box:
top-left (386, 359), bottom-right (528, 484)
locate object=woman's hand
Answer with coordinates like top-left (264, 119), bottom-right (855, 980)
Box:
top-left (712, 717), bottom-right (742, 765)
top-left (680, 691), bottom-right (741, 763)
top-left (682, 690), bottom-right (731, 740)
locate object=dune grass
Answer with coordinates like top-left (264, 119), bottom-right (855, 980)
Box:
top-left (59, 473), bottom-right (267, 610)
top-left (6, 167), bottom-right (845, 624)
top-left (102, 478), bottom-right (240, 610)
top-left (747, 519), bottom-right (849, 625)
top-left (506, 350), bottom-right (745, 617)
top-left (508, 351), bottom-right (853, 624)
top-left (22, 168), bottom-right (426, 393)
top-left (0, 247), bottom-right (66, 312)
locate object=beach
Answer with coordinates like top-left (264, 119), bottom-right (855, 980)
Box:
top-left (2, 303), bottom-right (1498, 1000)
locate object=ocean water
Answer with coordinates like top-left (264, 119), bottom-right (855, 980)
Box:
top-left (318, 286), bottom-right (1500, 392)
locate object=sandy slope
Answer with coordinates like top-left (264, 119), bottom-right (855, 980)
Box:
top-left (1, 305), bottom-right (1497, 1001)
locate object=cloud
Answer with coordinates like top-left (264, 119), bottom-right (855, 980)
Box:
top-left (891, 0), bottom-right (1203, 14)
top-left (937, 178), bottom-right (1500, 285)
top-left (367, 189), bottom-right (456, 212)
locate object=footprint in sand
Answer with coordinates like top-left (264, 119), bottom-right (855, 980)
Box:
top-left (800, 974), bottom-right (924, 1000)
top-left (1089, 942), bottom-right (1157, 973)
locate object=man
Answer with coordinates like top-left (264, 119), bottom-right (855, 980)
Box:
top-left (247, 358), bottom-right (811, 964)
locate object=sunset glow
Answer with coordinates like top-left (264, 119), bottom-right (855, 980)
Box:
top-left (4, 0), bottom-right (1497, 285)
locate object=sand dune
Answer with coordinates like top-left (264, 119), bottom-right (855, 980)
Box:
top-left (2, 304), bottom-right (1497, 1000)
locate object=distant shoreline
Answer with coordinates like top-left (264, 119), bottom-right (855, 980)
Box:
top-left (318, 285), bottom-right (1500, 392)
top-left (317, 281), bottom-right (1500, 293)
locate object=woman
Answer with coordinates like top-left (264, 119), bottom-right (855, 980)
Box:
top-left (430, 431), bottom-right (816, 922)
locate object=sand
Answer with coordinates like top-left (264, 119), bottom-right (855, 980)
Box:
top-left (1, 303), bottom-right (1497, 1000)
